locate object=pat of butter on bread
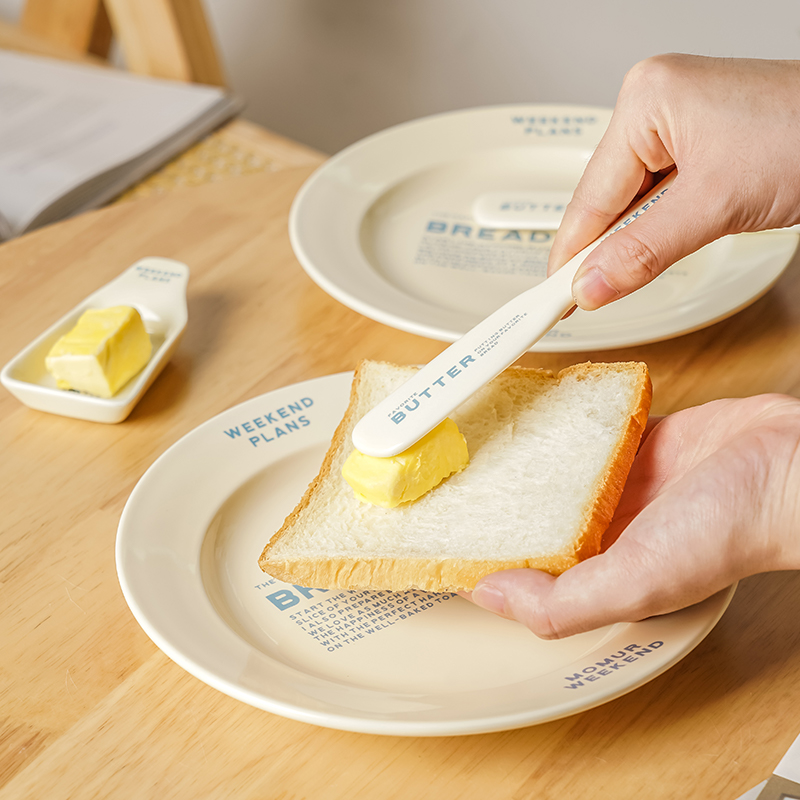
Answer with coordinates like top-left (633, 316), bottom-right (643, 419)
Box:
top-left (342, 417), bottom-right (469, 508)
top-left (45, 306), bottom-right (152, 398)
top-left (259, 359), bottom-right (652, 593)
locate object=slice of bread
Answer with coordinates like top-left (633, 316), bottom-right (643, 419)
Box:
top-left (259, 360), bottom-right (652, 592)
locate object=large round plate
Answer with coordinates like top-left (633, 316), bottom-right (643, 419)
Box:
top-left (116, 372), bottom-right (735, 736)
top-left (290, 105), bottom-right (798, 351)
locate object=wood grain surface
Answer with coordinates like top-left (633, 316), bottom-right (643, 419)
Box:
top-left (2, 165), bottom-right (800, 799)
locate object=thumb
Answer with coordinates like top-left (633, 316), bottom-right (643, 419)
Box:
top-left (571, 178), bottom-right (723, 311)
top-left (469, 547), bottom-right (661, 639)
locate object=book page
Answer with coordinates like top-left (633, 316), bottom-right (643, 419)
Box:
top-left (0, 51), bottom-right (237, 236)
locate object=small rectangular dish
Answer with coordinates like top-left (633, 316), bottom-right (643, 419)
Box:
top-left (1, 257), bottom-right (189, 423)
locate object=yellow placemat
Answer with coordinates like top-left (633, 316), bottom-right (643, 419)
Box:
top-left (115, 129), bottom-right (276, 203)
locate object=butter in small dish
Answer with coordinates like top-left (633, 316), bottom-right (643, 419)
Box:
top-left (0, 257), bottom-right (188, 423)
top-left (45, 306), bottom-right (152, 398)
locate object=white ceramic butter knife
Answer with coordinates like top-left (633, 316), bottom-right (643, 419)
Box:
top-left (352, 174), bottom-right (676, 457)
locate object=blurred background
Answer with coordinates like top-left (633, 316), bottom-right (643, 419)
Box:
top-left (1, 0), bottom-right (798, 155)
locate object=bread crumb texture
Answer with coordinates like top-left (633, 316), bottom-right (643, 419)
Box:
top-left (259, 360), bottom-right (651, 592)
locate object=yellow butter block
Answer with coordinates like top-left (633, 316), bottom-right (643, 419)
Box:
top-left (342, 418), bottom-right (469, 508)
top-left (45, 306), bottom-right (152, 398)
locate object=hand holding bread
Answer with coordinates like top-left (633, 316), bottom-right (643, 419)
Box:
top-left (469, 394), bottom-right (800, 637)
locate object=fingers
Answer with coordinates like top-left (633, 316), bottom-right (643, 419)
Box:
top-left (467, 424), bottom-right (738, 638)
top-left (470, 554), bottom-right (654, 639)
top-left (547, 58), bottom-right (679, 280)
top-left (547, 54), bottom-right (726, 310)
top-left (546, 54), bottom-right (761, 310)
top-left (468, 460), bottom-right (723, 638)
top-left (569, 175), bottom-right (724, 310)
top-left (547, 142), bottom-right (688, 311)
top-left (547, 131), bottom-right (652, 278)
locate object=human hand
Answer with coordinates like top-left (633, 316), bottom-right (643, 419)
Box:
top-left (466, 394), bottom-right (800, 638)
top-left (549, 55), bottom-right (800, 310)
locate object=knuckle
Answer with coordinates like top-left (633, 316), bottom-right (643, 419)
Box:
top-left (511, 595), bottom-right (567, 640)
top-left (523, 605), bottom-right (563, 640)
top-left (622, 53), bottom-right (685, 94)
top-left (613, 235), bottom-right (664, 289)
top-left (568, 190), bottom-right (623, 229)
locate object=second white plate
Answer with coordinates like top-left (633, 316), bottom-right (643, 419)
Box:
top-left (290, 104), bottom-right (798, 351)
top-left (116, 372), bottom-right (735, 736)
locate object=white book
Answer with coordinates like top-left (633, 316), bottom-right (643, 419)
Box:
top-left (0, 49), bottom-right (242, 240)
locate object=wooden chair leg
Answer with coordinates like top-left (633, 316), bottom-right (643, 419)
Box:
top-left (21, 0), bottom-right (111, 58)
top-left (87, 1), bottom-right (113, 58)
top-left (103, 0), bottom-right (225, 86)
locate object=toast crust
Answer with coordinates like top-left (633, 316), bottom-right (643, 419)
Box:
top-left (262, 554), bottom-right (580, 594)
top-left (258, 361), bottom-right (652, 592)
top-left (560, 362), bottom-right (652, 565)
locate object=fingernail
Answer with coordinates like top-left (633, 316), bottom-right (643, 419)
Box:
top-left (471, 583), bottom-right (507, 615)
top-left (572, 268), bottom-right (619, 310)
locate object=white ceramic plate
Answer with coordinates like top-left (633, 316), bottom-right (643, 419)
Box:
top-left (290, 105), bottom-right (798, 351)
top-left (1, 258), bottom-right (188, 423)
top-left (117, 372), bottom-right (734, 735)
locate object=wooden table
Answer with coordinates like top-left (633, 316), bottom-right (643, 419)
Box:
top-left (2, 162), bottom-right (800, 800)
